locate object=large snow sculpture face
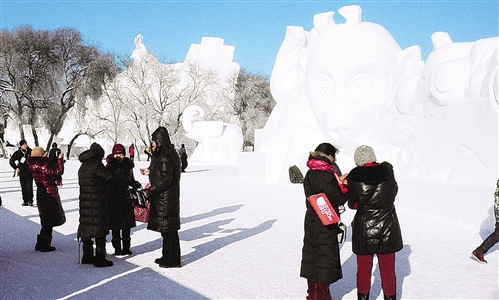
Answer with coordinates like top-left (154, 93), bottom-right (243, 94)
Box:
top-left (305, 9), bottom-right (402, 142)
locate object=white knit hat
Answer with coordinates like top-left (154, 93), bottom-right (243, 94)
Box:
top-left (354, 145), bottom-right (376, 166)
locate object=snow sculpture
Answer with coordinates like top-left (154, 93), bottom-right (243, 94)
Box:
top-left (131, 34), bottom-right (148, 62)
top-left (403, 32), bottom-right (498, 181)
top-left (182, 105), bottom-right (243, 162)
top-left (248, 5), bottom-right (498, 184)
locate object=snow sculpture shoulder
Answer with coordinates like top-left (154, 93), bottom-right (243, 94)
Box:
top-left (182, 105), bottom-right (243, 162)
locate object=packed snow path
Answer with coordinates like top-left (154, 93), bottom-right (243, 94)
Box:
top-left (0, 160), bottom-right (497, 299)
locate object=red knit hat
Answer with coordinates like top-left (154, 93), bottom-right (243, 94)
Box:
top-left (112, 144), bottom-right (126, 155)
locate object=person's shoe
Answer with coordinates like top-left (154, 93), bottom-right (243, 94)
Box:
top-left (159, 263), bottom-right (181, 268)
top-left (155, 257), bottom-right (166, 264)
top-left (94, 252), bottom-right (113, 267)
top-left (35, 235), bottom-right (56, 252)
top-left (29, 202), bottom-right (34, 207)
top-left (22, 202), bottom-right (29, 206)
top-left (471, 249), bottom-right (487, 264)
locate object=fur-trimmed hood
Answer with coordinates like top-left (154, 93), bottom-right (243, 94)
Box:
top-left (347, 162), bottom-right (394, 185)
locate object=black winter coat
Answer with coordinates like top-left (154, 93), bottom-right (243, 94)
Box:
top-left (300, 155), bottom-right (348, 285)
top-left (9, 147), bottom-right (32, 177)
top-left (106, 155), bottom-right (139, 230)
top-left (146, 127), bottom-right (181, 233)
top-left (347, 162), bottom-right (403, 255)
top-left (77, 143), bottom-right (123, 240)
top-left (27, 156), bottom-right (66, 228)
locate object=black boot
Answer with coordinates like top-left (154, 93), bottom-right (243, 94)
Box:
top-left (384, 295), bottom-right (396, 300)
top-left (35, 235), bottom-right (56, 252)
top-left (122, 238), bottom-right (132, 255)
top-left (94, 237), bottom-right (113, 267)
top-left (81, 240), bottom-right (95, 264)
top-left (112, 238), bottom-right (125, 256)
top-left (358, 292), bottom-right (370, 300)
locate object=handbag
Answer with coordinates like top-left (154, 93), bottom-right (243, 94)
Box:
top-left (134, 201), bottom-right (150, 223)
top-left (129, 188), bottom-right (147, 208)
top-left (130, 186), bottom-right (150, 222)
top-left (307, 193), bottom-right (341, 226)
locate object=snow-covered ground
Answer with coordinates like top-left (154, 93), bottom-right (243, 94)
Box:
top-left (0, 159), bottom-right (498, 299)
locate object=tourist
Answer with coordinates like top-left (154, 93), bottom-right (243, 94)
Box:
top-left (301, 142), bottom-right (348, 300)
top-left (27, 147), bottom-right (66, 252)
top-left (346, 145), bottom-right (403, 300)
top-left (140, 126), bottom-right (182, 268)
top-left (471, 179), bottom-right (499, 264)
top-left (106, 144), bottom-right (140, 256)
top-left (77, 142), bottom-right (123, 267)
top-left (9, 140), bottom-right (34, 206)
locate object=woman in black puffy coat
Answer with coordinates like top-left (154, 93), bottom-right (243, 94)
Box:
top-left (140, 126), bottom-right (182, 268)
top-left (78, 142), bottom-right (123, 267)
top-left (346, 145), bottom-right (403, 300)
top-left (106, 143), bottom-right (140, 256)
top-left (301, 143), bottom-right (348, 300)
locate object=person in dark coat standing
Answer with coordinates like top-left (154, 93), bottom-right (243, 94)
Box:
top-left (301, 143), bottom-right (348, 300)
top-left (178, 144), bottom-right (188, 172)
top-left (140, 126), bottom-right (182, 268)
top-left (78, 142), bottom-right (123, 267)
top-left (48, 142), bottom-right (61, 164)
top-left (106, 144), bottom-right (140, 256)
top-left (9, 139), bottom-right (34, 206)
top-left (27, 147), bottom-right (66, 252)
top-left (346, 145), bottom-right (403, 300)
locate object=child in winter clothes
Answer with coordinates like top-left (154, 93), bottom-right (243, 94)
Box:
top-left (471, 179), bottom-right (499, 264)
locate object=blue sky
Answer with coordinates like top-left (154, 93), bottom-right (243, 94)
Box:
top-left (1, 1), bottom-right (497, 77)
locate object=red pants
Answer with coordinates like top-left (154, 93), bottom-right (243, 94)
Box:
top-left (306, 280), bottom-right (332, 300)
top-left (356, 253), bottom-right (396, 297)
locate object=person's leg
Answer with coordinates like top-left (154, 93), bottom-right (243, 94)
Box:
top-left (36, 226), bottom-right (55, 252)
top-left (158, 231), bottom-right (181, 267)
top-left (315, 282), bottom-right (332, 300)
top-left (306, 280), bottom-right (316, 300)
top-left (20, 176), bottom-right (28, 205)
top-left (356, 254), bottom-right (374, 298)
top-left (94, 236), bottom-right (113, 267)
top-left (378, 253), bottom-right (397, 299)
top-left (26, 176), bottom-right (33, 205)
top-left (476, 222), bottom-right (499, 255)
top-left (122, 228), bottom-right (132, 255)
top-left (111, 229), bottom-right (123, 255)
top-left (81, 239), bottom-right (95, 264)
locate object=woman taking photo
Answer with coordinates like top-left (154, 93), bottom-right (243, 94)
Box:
top-left (27, 146), bottom-right (66, 252)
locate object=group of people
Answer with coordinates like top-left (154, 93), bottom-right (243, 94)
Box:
top-left (301, 142), bottom-right (499, 300)
top-left (301, 143), bottom-right (402, 300)
top-left (8, 126), bottom-right (182, 269)
top-left (78, 126), bottom-right (182, 268)
top-left (6, 135), bottom-right (497, 296)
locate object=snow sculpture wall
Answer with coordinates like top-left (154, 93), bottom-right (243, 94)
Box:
top-left (246, 5), bottom-right (498, 184)
top-left (182, 105), bottom-right (243, 162)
